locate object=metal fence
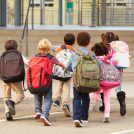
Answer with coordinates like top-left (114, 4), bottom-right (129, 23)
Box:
top-left (7, 3), bottom-right (134, 26)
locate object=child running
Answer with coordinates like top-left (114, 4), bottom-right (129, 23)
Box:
top-left (101, 32), bottom-right (126, 116)
top-left (32, 39), bottom-right (66, 126)
top-left (92, 42), bottom-right (112, 122)
top-left (66, 32), bottom-right (101, 127)
top-left (0, 40), bottom-right (28, 121)
top-left (52, 33), bottom-right (75, 117)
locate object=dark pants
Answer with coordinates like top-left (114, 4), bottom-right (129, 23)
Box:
top-left (73, 87), bottom-right (90, 120)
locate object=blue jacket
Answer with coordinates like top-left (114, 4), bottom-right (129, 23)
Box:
top-left (66, 47), bottom-right (101, 87)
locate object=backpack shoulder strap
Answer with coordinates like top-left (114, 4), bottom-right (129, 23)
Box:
top-left (61, 45), bottom-right (66, 50)
top-left (88, 51), bottom-right (94, 57)
top-left (75, 49), bottom-right (85, 56)
top-left (46, 54), bottom-right (54, 59)
top-left (35, 53), bottom-right (53, 59)
top-left (35, 53), bottom-right (41, 57)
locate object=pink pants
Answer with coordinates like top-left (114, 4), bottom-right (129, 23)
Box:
top-left (93, 87), bottom-right (111, 114)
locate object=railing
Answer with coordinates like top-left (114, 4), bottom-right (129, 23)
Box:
top-left (20, 0), bottom-right (31, 55)
top-left (7, 3), bottom-right (134, 27)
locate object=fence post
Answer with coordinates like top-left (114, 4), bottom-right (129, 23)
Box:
top-left (101, 0), bottom-right (106, 26)
top-left (78, 0), bottom-right (82, 25)
top-left (41, 0), bottom-right (45, 25)
top-left (91, 0), bottom-right (97, 27)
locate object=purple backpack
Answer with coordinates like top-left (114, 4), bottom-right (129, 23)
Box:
top-left (98, 57), bottom-right (121, 89)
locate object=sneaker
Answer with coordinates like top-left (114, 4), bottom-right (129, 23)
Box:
top-left (5, 100), bottom-right (15, 115)
top-left (6, 112), bottom-right (13, 121)
top-left (62, 104), bottom-right (72, 117)
top-left (74, 120), bottom-right (83, 127)
top-left (81, 120), bottom-right (88, 123)
top-left (93, 99), bottom-right (102, 112)
top-left (34, 112), bottom-right (41, 119)
top-left (40, 116), bottom-right (51, 126)
top-left (53, 100), bottom-right (60, 107)
top-left (103, 113), bottom-right (110, 123)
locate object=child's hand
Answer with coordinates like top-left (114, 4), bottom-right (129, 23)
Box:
top-left (62, 65), bottom-right (66, 70)
top-left (59, 62), bottom-right (66, 70)
top-left (28, 60), bottom-right (30, 63)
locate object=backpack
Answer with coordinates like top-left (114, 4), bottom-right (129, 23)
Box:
top-left (73, 50), bottom-right (100, 93)
top-left (98, 57), bottom-right (121, 89)
top-left (110, 41), bottom-right (130, 69)
top-left (52, 45), bottom-right (75, 81)
top-left (27, 53), bottom-right (53, 95)
top-left (0, 50), bottom-right (25, 83)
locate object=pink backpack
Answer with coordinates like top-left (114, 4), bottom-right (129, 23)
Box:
top-left (98, 57), bottom-right (121, 89)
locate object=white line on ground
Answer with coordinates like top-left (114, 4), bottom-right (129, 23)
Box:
top-left (0, 109), bottom-right (91, 123)
top-left (109, 129), bottom-right (134, 134)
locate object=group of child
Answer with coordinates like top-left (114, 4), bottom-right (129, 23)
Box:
top-left (0, 31), bottom-right (126, 127)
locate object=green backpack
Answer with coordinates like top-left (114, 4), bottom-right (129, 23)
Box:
top-left (73, 49), bottom-right (100, 93)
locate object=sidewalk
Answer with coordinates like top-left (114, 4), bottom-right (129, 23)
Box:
top-left (0, 79), bottom-right (133, 99)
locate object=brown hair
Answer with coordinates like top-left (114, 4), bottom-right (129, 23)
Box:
top-left (101, 32), bottom-right (115, 45)
top-left (77, 32), bottom-right (91, 46)
top-left (64, 33), bottom-right (75, 45)
top-left (114, 34), bottom-right (120, 41)
top-left (91, 42), bottom-right (109, 56)
top-left (5, 40), bottom-right (18, 50)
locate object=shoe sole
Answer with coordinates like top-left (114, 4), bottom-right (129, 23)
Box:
top-left (41, 117), bottom-right (51, 126)
top-left (53, 103), bottom-right (60, 107)
top-left (5, 101), bottom-right (15, 115)
top-left (93, 100), bottom-right (102, 112)
top-left (34, 114), bottom-right (41, 119)
top-left (121, 105), bottom-right (126, 116)
top-left (7, 117), bottom-right (13, 121)
top-left (62, 107), bottom-right (72, 117)
top-left (103, 117), bottom-right (110, 123)
top-left (74, 121), bottom-right (83, 127)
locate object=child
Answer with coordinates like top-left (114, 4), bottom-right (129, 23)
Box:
top-left (92, 42), bottom-right (112, 122)
top-left (33, 39), bottom-right (66, 126)
top-left (66, 32), bottom-right (101, 127)
top-left (101, 32), bottom-right (126, 116)
top-left (1, 40), bottom-right (28, 121)
top-left (52, 33), bottom-right (75, 117)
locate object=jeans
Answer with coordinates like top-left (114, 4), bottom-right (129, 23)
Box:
top-left (73, 87), bottom-right (90, 120)
top-left (34, 85), bottom-right (52, 119)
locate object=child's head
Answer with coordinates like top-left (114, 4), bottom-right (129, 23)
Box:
top-left (38, 39), bottom-right (51, 54)
top-left (77, 32), bottom-right (91, 47)
top-left (101, 32), bottom-right (115, 45)
top-left (64, 33), bottom-right (75, 46)
top-left (5, 40), bottom-right (18, 50)
top-left (91, 42), bottom-right (109, 56)
top-left (114, 34), bottom-right (120, 41)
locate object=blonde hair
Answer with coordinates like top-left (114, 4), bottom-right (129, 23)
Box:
top-left (38, 39), bottom-right (51, 54)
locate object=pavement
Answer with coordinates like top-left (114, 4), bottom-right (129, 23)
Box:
top-left (0, 79), bottom-right (134, 134)
top-left (0, 98), bottom-right (134, 134)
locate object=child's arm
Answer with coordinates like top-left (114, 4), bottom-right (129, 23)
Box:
top-left (22, 55), bottom-right (29, 67)
top-left (59, 62), bottom-right (66, 70)
top-left (93, 53), bottom-right (101, 68)
top-left (51, 45), bottom-right (61, 52)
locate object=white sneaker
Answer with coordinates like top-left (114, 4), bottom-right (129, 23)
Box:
top-left (81, 120), bottom-right (88, 123)
top-left (103, 113), bottom-right (110, 123)
top-left (93, 99), bottom-right (102, 112)
top-left (34, 112), bottom-right (41, 119)
top-left (74, 120), bottom-right (83, 127)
